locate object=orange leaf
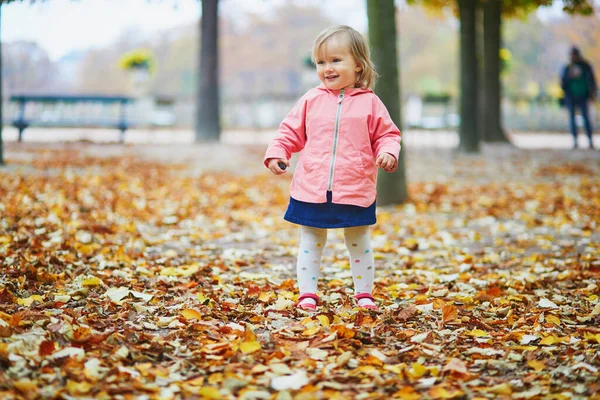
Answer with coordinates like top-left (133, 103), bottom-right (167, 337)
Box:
top-left (39, 340), bottom-right (55, 357)
top-left (442, 305), bottom-right (458, 323)
top-left (181, 309), bottom-right (203, 320)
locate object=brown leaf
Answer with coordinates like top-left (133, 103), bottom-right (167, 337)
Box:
top-left (39, 340), bottom-right (56, 357)
top-left (395, 305), bottom-right (418, 322)
top-left (0, 288), bottom-right (16, 304)
top-left (441, 304), bottom-right (458, 324)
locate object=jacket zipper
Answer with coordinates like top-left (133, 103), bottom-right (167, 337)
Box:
top-left (328, 89), bottom-right (345, 191)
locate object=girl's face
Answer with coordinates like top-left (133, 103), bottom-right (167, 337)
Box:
top-left (315, 37), bottom-right (362, 91)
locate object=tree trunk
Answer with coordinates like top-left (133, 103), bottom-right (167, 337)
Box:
top-left (482, 0), bottom-right (509, 142)
top-left (476, 5), bottom-right (485, 142)
top-left (195, 0), bottom-right (220, 142)
top-left (367, 0), bottom-right (408, 205)
top-left (457, 0), bottom-right (479, 153)
top-left (0, 4), bottom-right (4, 166)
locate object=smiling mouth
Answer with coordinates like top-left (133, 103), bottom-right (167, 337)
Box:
top-left (326, 75), bottom-right (339, 80)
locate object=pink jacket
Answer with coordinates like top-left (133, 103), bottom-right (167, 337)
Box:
top-left (264, 84), bottom-right (401, 207)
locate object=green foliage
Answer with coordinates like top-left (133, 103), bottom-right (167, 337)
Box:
top-left (407, 0), bottom-right (595, 19)
top-left (499, 48), bottom-right (512, 75)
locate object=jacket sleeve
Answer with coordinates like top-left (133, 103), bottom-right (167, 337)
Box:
top-left (369, 97), bottom-right (402, 169)
top-left (561, 65), bottom-right (569, 93)
top-left (586, 62), bottom-right (598, 95)
top-left (264, 96), bottom-right (308, 168)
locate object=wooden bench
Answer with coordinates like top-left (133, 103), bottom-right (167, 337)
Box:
top-left (10, 95), bottom-right (134, 143)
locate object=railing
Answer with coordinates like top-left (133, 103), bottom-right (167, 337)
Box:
top-left (9, 95), bottom-right (134, 142)
top-left (2, 95), bottom-right (599, 132)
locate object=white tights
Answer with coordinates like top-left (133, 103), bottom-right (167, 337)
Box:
top-left (296, 226), bottom-right (375, 306)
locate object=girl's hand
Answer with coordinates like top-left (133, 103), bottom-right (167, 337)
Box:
top-left (268, 158), bottom-right (290, 175)
top-left (375, 153), bottom-right (397, 172)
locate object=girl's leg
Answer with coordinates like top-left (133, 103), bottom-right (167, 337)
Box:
top-left (297, 226), bottom-right (327, 307)
top-left (344, 226), bottom-right (376, 307)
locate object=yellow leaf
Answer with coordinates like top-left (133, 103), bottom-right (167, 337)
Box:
top-left (511, 345), bottom-right (538, 351)
top-left (429, 386), bottom-right (464, 399)
top-left (465, 329), bottom-right (490, 337)
top-left (160, 264), bottom-right (199, 277)
top-left (239, 340), bottom-right (261, 354)
top-left (487, 383), bottom-right (512, 395)
top-left (66, 380), bottom-right (92, 395)
top-left (197, 294), bottom-right (211, 305)
top-left (197, 387), bottom-right (221, 399)
top-left (81, 277), bottom-right (103, 286)
top-left (207, 372), bottom-right (223, 384)
top-left (302, 326), bottom-right (321, 336)
top-left (539, 335), bottom-right (557, 346)
top-left (13, 379), bottom-right (37, 393)
top-left (17, 295), bottom-right (43, 307)
top-left (394, 386), bottom-right (421, 400)
top-left (258, 292), bottom-right (272, 302)
top-left (527, 360), bottom-right (546, 371)
top-left (545, 314), bottom-right (561, 326)
top-left (410, 363), bottom-right (428, 379)
top-left (317, 315), bottom-right (330, 328)
top-left (583, 332), bottom-right (600, 344)
top-left (181, 309), bottom-right (202, 320)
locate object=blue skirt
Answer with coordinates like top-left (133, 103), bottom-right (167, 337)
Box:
top-left (284, 191), bottom-right (376, 229)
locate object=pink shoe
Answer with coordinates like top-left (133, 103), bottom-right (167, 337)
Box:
top-left (354, 293), bottom-right (379, 311)
top-left (296, 293), bottom-right (319, 311)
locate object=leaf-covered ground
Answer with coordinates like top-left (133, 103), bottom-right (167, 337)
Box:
top-left (1, 142), bottom-right (599, 400)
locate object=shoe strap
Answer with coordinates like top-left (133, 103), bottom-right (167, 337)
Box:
top-left (354, 293), bottom-right (375, 301)
top-left (298, 293), bottom-right (319, 302)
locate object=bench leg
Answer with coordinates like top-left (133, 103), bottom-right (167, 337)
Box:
top-left (119, 128), bottom-right (126, 144)
top-left (18, 127), bottom-right (24, 143)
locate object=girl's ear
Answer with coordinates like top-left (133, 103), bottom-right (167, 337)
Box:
top-left (355, 65), bottom-right (363, 72)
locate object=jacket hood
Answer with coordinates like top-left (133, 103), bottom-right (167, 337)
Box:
top-left (316, 84), bottom-right (373, 96)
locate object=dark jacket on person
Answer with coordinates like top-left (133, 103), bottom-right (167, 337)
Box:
top-left (561, 60), bottom-right (597, 100)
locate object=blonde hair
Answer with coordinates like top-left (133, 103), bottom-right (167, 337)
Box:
top-left (311, 25), bottom-right (378, 90)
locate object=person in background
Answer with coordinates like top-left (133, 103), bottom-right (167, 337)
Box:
top-left (561, 46), bottom-right (597, 149)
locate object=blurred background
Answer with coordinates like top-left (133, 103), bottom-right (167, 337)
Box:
top-left (2, 0), bottom-right (599, 134)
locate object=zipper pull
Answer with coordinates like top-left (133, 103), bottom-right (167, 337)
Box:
top-left (338, 89), bottom-right (345, 104)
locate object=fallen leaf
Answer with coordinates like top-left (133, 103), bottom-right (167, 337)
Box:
top-left (538, 298), bottom-right (558, 309)
top-left (441, 304), bottom-right (458, 323)
top-left (270, 369), bottom-right (309, 391)
top-left (17, 295), bottom-right (43, 307)
top-left (181, 309), bottom-right (202, 320)
top-left (443, 358), bottom-right (469, 378)
top-left (527, 360), bottom-right (546, 371)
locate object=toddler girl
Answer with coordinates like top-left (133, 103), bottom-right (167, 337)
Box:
top-left (264, 25), bottom-right (401, 311)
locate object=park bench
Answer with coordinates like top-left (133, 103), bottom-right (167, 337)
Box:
top-left (10, 95), bottom-right (134, 143)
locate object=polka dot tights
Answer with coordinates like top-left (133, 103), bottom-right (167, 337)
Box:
top-left (297, 226), bottom-right (375, 308)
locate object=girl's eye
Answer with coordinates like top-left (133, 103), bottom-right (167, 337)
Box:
top-left (333, 59), bottom-right (341, 62)
top-left (316, 61), bottom-right (324, 65)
